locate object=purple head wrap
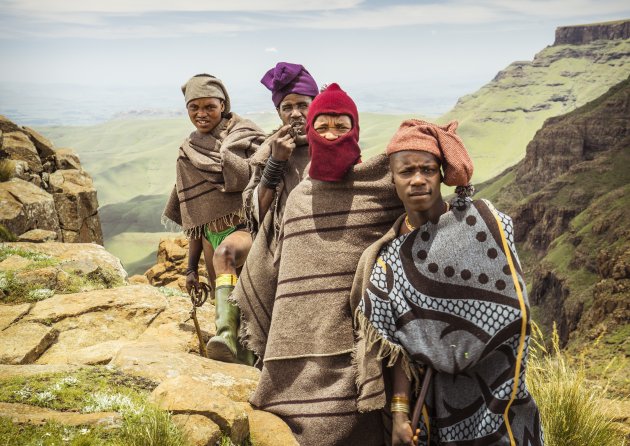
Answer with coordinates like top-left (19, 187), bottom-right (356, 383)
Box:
top-left (260, 62), bottom-right (319, 107)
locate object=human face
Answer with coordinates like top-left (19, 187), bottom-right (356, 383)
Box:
top-left (313, 114), bottom-right (352, 140)
top-left (390, 150), bottom-right (442, 214)
top-left (187, 97), bottom-right (224, 133)
top-left (277, 93), bottom-right (312, 136)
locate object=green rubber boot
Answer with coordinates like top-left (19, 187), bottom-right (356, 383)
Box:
top-left (206, 285), bottom-right (255, 366)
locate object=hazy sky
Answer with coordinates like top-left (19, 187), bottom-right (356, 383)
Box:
top-left (0, 1), bottom-right (629, 122)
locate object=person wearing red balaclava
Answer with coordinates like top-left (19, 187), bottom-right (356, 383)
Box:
top-left (236, 82), bottom-right (404, 445)
top-left (306, 83), bottom-right (362, 182)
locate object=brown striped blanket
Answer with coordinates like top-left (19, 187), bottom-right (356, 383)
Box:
top-left (245, 153), bottom-right (403, 445)
top-left (162, 113), bottom-right (265, 238)
top-left (350, 198), bottom-right (544, 445)
top-left (231, 136), bottom-right (310, 360)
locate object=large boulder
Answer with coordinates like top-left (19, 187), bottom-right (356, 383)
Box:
top-left (111, 344), bottom-right (258, 402)
top-left (150, 375), bottom-right (249, 444)
top-left (48, 169), bottom-right (103, 244)
top-left (0, 116), bottom-right (103, 244)
top-left (0, 242), bottom-right (127, 306)
top-left (1, 132), bottom-right (42, 174)
top-left (145, 236), bottom-right (207, 290)
top-left (0, 274), bottom-right (215, 365)
top-left (0, 179), bottom-right (61, 238)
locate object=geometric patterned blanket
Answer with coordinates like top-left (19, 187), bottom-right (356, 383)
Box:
top-left (352, 198), bottom-right (544, 445)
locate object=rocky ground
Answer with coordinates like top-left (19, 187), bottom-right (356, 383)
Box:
top-left (0, 242), bottom-right (297, 445)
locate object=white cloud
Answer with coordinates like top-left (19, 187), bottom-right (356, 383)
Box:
top-left (265, 47), bottom-right (279, 52)
top-left (1, 0), bottom-right (363, 14)
top-left (0, 0), bottom-right (628, 40)
top-left (0, 21), bottom-right (247, 39)
top-left (483, 0), bottom-right (630, 18)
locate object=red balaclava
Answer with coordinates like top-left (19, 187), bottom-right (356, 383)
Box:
top-left (307, 83), bottom-right (361, 182)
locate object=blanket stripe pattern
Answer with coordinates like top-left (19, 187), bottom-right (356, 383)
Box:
top-left (162, 113), bottom-right (265, 237)
top-left (249, 153), bottom-right (403, 446)
top-left (232, 138), bottom-right (310, 361)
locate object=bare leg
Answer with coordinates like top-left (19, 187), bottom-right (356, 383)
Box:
top-left (212, 230), bottom-right (252, 275)
top-left (201, 237), bottom-right (216, 285)
top-left (207, 229), bottom-right (254, 364)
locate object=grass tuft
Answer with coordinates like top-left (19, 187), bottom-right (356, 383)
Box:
top-left (0, 159), bottom-right (14, 182)
top-left (527, 323), bottom-right (627, 446)
top-left (0, 225), bottom-right (17, 242)
top-left (113, 404), bottom-right (189, 446)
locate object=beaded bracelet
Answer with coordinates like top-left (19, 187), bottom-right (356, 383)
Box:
top-left (260, 157), bottom-right (287, 189)
top-left (185, 267), bottom-right (198, 276)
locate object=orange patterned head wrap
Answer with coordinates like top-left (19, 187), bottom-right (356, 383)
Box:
top-left (386, 119), bottom-right (473, 187)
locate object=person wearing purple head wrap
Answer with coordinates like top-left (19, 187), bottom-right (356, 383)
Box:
top-left (261, 62), bottom-right (319, 108)
top-left (232, 62), bottom-right (318, 372)
top-left (241, 62), bottom-right (319, 231)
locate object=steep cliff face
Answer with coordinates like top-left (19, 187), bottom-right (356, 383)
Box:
top-left (554, 20), bottom-right (630, 45)
top-left (476, 77), bottom-right (630, 358)
top-left (0, 115), bottom-right (103, 244)
top-left (516, 80), bottom-right (630, 196)
top-left (440, 20), bottom-right (630, 183)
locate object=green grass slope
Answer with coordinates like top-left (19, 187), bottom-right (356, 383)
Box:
top-left (41, 113), bottom-right (280, 206)
top-left (440, 38), bottom-right (630, 183)
top-left (476, 77), bottom-right (630, 395)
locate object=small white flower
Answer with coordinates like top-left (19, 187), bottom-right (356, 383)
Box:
top-left (83, 392), bottom-right (141, 415)
top-left (14, 386), bottom-right (32, 400)
top-left (35, 390), bottom-right (55, 404)
top-left (28, 288), bottom-right (55, 300)
top-left (59, 376), bottom-right (79, 386)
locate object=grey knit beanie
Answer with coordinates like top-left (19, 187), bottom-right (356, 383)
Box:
top-left (181, 74), bottom-right (231, 113)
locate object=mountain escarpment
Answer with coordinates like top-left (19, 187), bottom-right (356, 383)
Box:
top-left (476, 77), bottom-right (629, 394)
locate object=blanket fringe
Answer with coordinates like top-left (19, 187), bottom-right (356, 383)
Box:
top-left (180, 210), bottom-right (246, 240)
top-left (228, 291), bottom-right (263, 368)
top-left (354, 310), bottom-right (421, 390)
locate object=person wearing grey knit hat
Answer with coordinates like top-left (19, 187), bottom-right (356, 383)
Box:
top-left (163, 73), bottom-right (266, 365)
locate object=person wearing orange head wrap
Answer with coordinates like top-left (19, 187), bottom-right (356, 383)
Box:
top-left (351, 119), bottom-right (544, 446)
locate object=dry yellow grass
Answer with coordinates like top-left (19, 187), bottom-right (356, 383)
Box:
top-left (527, 323), bottom-right (627, 446)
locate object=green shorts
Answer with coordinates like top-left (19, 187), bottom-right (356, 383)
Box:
top-left (204, 225), bottom-right (238, 250)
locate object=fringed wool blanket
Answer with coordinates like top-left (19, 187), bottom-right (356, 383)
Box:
top-left (231, 136), bottom-right (310, 360)
top-left (351, 198), bottom-right (544, 446)
top-left (245, 153), bottom-right (403, 446)
top-left (162, 113), bottom-right (265, 238)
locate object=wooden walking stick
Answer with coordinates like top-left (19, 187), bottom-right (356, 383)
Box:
top-left (188, 283), bottom-right (211, 358)
top-left (411, 367), bottom-right (434, 445)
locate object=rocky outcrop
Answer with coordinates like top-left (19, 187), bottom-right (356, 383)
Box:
top-left (440, 24), bottom-right (630, 184)
top-left (578, 247), bottom-right (630, 338)
top-left (554, 20), bottom-right (630, 46)
top-left (0, 242), bottom-right (127, 303)
top-left (145, 236), bottom-right (208, 291)
top-left (529, 270), bottom-right (582, 346)
top-left (0, 115), bottom-right (103, 244)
